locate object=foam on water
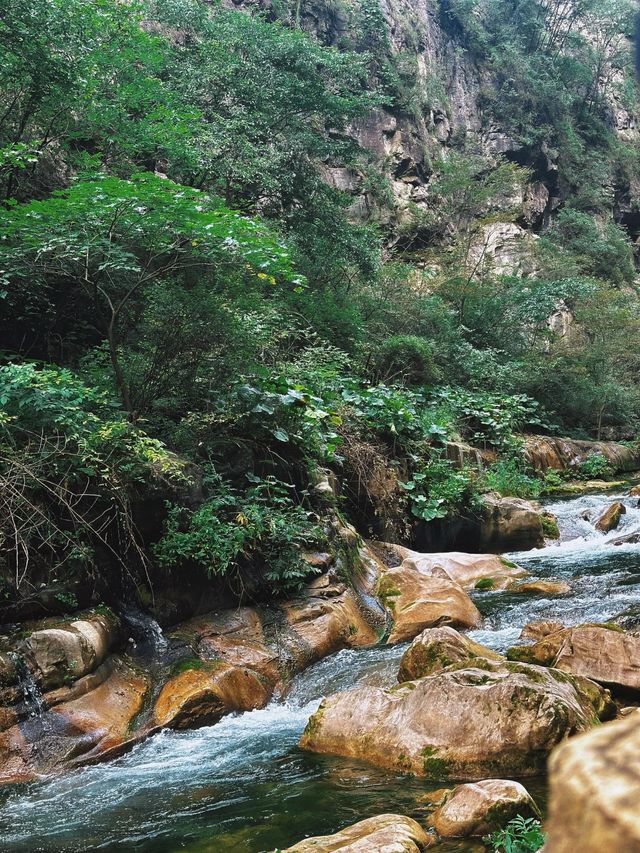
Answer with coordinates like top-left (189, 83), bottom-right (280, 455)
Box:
top-left (1, 489), bottom-right (638, 851)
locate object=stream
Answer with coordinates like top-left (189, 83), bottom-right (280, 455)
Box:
top-left (1, 489), bottom-right (639, 853)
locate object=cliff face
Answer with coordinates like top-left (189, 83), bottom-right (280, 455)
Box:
top-left (277, 0), bottom-right (639, 249)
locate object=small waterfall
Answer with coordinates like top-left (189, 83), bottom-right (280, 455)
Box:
top-left (10, 654), bottom-right (45, 718)
top-left (119, 603), bottom-right (169, 659)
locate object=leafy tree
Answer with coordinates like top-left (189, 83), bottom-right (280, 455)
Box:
top-left (0, 172), bottom-right (300, 412)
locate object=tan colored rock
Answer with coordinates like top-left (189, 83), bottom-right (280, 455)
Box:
top-left (431, 780), bottom-right (539, 837)
top-left (381, 545), bottom-right (526, 590)
top-left (21, 608), bottom-right (121, 690)
top-left (376, 562), bottom-right (481, 644)
top-left (511, 580), bottom-right (571, 596)
top-left (595, 501), bottom-right (626, 533)
top-left (281, 574), bottom-right (379, 667)
top-left (545, 714), bottom-right (640, 853)
top-left (0, 656), bottom-right (148, 784)
top-left (519, 621), bottom-right (565, 642)
top-left (398, 627), bottom-right (501, 682)
top-left (154, 661), bottom-right (271, 729)
top-left (510, 624), bottom-right (640, 693)
top-left (300, 660), bottom-right (610, 780)
top-left (628, 484), bottom-right (640, 497)
top-left (282, 813), bottom-right (433, 851)
top-left (480, 494), bottom-right (544, 552)
top-left (523, 435), bottom-right (640, 473)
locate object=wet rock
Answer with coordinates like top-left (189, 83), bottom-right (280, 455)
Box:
top-left (153, 661), bottom-right (271, 729)
top-left (379, 545), bottom-right (527, 590)
top-left (300, 660), bottom-right (611, 779)
top-left (510, 580), bottom-right (571, 596)
top-left (398, 627), bottom-right (500, 682)
top-left (431, 780), bottom-right (540, 837)
top-left (579, 509), bottom-right (592, 521)
top-left (523, 436), bottom-right (640, 473)
top-left (0, 656), bottom-right (148, 784)
top-left (480, 494), bottom-right (544, 551)
top-left (541, 512), bottom-right (560, 539)
top-left (595, 501), bottom-right (626, 533)
top-left (509, 624), bottom-right (640, 693)
top-left (375, 561), bottom-right (481, 644)
top-left (545, 714), bottom-right (640, 852)
top-left (628, 484), bottom-right (640, 497)
top-left (282, 813), bottom-right (434, 851)
top-left (519, 621), bottom-right (565, 642)
top-left (20, 608), bottom-right (122, 690)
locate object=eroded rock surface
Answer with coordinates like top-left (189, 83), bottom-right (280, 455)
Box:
top-left (545, 714), bottom-right (640, 852)
top-left (282, 813), bottom-right (433, 852)
top-left (300, 660), bottom-right (611, 779)
top-left (431, 779), bottom-right (540, 837)
top-left (595, 501), bottom-right (626, 533)
top-left (509, 624), bottom-right (640, 694)
top-left (398, 626), bottom-right (500, 682)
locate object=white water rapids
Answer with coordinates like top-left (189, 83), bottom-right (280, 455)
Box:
top-left (1, 489), bottom-right (639, 852)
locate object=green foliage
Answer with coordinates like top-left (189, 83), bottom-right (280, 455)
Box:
top-left (400, 457), bottom-right (481, 520)
top-left (574, 452), bottom-right (614, 481)
top-left (480, 458), bottom-right (543, 498)
top-left (484, 815), bottom-right (545, 853)
top-left (154, 474), bottom-right (325, 593)
top-left (374, 335), bottom-right (439, 386)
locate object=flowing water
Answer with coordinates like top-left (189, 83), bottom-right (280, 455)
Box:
top-left (1, 489), bottom-right (639, 853)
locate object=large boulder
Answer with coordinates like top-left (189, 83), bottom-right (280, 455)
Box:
top-left (508, 624), bottom-right (640, 693)
top-left (376, 562), bottom-right (481, 644)
top-left (431, 780), bottom-right (540, 837)
top-left (153, 661), bottom-right (271, 729)
top-left (523, 435), bottom-right (640, 473)
top-left (282, 814), bottom-right (433, 852)
top-left (0, 656), bottom-right (148, 784)
top-left (300, 660), bottom-right (611, 779)
top-left (20, 608), bottom-right (121, 690)
top-left (510, 580), bottom-right (571, 596)
top-left (479, 494), bottom-right (544, 552)
top-left (398, 627), bottom-right (501, 682)
top-left (595, 501), bottom-right (626, 533)
top-left (378, 545), bottom-right (527, 590)
top-left (545, 714), bottom-right (640, 852)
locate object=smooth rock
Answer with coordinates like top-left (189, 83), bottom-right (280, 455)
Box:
top-left (519, 621), bottom-right (565, 642)
top-left (545, 714), bottom-right (640, 852)
top-left (20, 609), bottom-right (121, 690)
top-left (510, 580), bottom-right (571, 596)
top-left (595, 501), bottom-right (626, 533)
top-left (398, 627), bottom-right (500, 682)
top-left (154, 662), bottom-right (271, 729)
top-left (510, 624), bottom-right (640, 693)
top-left (480, 494), bottom-right (544, 552)
top-left (282, 813), bottom-right (433, 851)
top-left (380, 545), bottom-right (527, 590)
top-left (376, 563), bottom-right (481, 644)
top-left (300, 660), bottom-right (611, 779)
top-left (431, 779), bottom-right (540, 837)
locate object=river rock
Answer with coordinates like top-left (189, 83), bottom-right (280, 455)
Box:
top-left (430, 780), bottom-right (540, 837)
top-left (378, 545), bottom-right (527, 590)
top-left (545, 713), bottom-right (640, 852)
top-left (154, 661), bottom-right (271, 729)
top-left (510, 580), bottom-right (571, 596)
top-left (300, 660), bottom-right (611, 779)
top-left (282, 813), bottom-right (434, 851)
top-left (20, 608), bottom-right (122, 690)
top-left (519, 620), bottom-right (565, 642)
top-left (628, 484), bottom-right (640, 497)
top-left (479, 494), bottom-right (544, 552)
top-left (376, 562), bottom-right (481, 644)
top-left (398, 627), bottom-right (501, 681)
top-left (509, 624), bottom-right (640, 693)
top-left (0, 656), bottom-right (148, 784)
top-left (595, 501), bottom-right (626, 533)
top-left (523, 435), bottom-right (640, 473)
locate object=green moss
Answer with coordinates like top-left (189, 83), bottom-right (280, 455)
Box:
top-left (500, 558), bottom-right (518, 569)
top-left (541, 515), bottom-right (560, 539)
top-left (506, 646), bottom-right (541, 665)
top-left (375, 575), bottom-right (401, 611)
top-left (475, 577), bottom-right (495, 590)
top-left (421, 745), bottom-right (450, 779)
top-left (505, 661), bottom-right (546, 683)
top-left (170, 658), bottom-right (211, 676)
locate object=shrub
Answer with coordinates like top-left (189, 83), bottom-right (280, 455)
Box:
top-left (480, 458), bottom-right (542, 498)
top-left (374, 335), bottom-right (439, 386)
top-left (574, 452), bottom-right (614, 481)
top-left (154, 474), bottom-right (325, 594)
top-left (484, 815), bottom-right (545, 852)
